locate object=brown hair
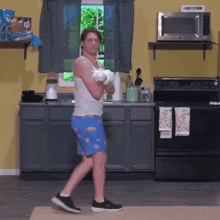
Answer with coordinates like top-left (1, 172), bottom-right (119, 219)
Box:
top-left (81, 28), bottom-right (102, 48)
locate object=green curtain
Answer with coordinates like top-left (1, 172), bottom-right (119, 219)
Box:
top-left (104, 0), bottom-right (134, 72)
top-left (39, 0), bottom-right (81, 73)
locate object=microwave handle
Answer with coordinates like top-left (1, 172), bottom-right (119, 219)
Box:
top-left (195, 15), bottom-right (199, 37)
top-left (158, 15), bottom-right (163, 37)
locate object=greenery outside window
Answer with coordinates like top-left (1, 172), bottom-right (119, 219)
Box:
top-left (59, 0), bottom-right (104, 87)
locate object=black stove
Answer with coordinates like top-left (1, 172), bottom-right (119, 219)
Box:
top-left (154, 77), bottom-right (220, 181)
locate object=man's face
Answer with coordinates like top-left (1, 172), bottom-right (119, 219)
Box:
top-left (82, 32), bottom-right (100, 56)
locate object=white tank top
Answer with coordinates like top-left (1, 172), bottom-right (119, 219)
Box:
top-left (72, 56), bottom-right (104, 116)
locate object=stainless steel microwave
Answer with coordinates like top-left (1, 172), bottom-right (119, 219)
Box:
top-left (157, 12), bottom-right (211, 41)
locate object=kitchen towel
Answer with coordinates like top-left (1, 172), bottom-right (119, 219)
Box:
top-left (175, 107), bottom-right (190, 136)
top-left (159, 107), bottom-right (172, 138)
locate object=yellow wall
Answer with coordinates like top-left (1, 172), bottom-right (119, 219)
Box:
top-left (0, 0), bottom-right (220, 170)
top-left (132, 0), bottom-right (220, 87)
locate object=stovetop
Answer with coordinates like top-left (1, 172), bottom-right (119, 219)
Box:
top-left (154, 77), bottom-right (219, 91)
top-left (154, 77), bottom-right (220, 103)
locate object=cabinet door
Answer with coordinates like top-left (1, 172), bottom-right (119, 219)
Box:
top-left (49, 121), bottom-right (81, 171)
top-left (129, 121), bottom-right (154, 171)
top-left (20, 121), bottom-right (49, 171)
top-left (103, 122), bottom-right (127, 171)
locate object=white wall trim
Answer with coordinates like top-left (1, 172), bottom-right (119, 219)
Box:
top-left (0, 169), bottom-right (20, 176)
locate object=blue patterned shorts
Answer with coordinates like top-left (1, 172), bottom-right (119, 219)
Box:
top-left (71, 115), bottom-right (107, 156)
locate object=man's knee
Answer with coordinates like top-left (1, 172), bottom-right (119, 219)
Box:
top-left (82, 154), bottom-right (94, 168)
top-left (93, 151), bottom-right (107, 167)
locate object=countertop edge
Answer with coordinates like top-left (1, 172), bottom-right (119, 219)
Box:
top-left (19, 101), bottom-right (155, 107)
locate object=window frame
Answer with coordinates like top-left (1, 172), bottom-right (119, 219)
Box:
top-left (82, 0), bottom-right (103, 5)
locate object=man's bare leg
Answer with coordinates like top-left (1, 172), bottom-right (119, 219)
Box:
top-left (92, 151), bottom-right (107, 202)
top-left (60, 154), bottom-right (93, 196)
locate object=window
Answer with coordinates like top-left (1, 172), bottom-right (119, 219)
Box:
top-left (59, 0), bottom-right (104, 87)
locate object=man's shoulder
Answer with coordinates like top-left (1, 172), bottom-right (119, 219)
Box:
top-left (74, 56), bottom-right (93, 78)
top-left (75, 56), bottom-right (84, 64)
top-left (75, 56), bottom-right (91, 67)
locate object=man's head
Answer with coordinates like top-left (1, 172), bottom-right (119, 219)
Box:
top-left (81, 28), bottom-right (102, 43)
top-left (81, 28), bottom-right (102, 56)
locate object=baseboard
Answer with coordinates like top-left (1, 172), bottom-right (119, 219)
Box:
top-left (19, 171), bottom-right (155, 181)
top-left (0, 169), bottom-right (20, 176)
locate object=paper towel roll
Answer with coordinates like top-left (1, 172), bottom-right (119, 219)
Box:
top-left (112, 72), bottom-right (122, 102)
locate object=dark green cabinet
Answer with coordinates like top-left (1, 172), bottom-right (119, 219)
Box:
top-left (128, 106), bottom-right (154, 171)
top-left (48, 106), bottom-right (82, 170)
top-left (20, 120), bottom-right (49, 171)
top-left (103, 106), bottom-right (154, 172)
top-left (103, 121), bottom-right (127, 171)
top-left (102, 106), bottom-right (127, 171)
top-left (49, 121), bottom-right (81, 171)
top-left (19, 103), bottom-right (154, 179)
top-left (129, 121), bottom-right (154, 171)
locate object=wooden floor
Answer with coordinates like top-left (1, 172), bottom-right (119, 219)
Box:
top-left (1, 176), bottom-right (220, 220)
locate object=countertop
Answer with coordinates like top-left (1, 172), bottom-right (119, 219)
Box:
top-left (19, 100), bottom-right (155, 107)
top-left (19, 93), bottom-right (155, 107)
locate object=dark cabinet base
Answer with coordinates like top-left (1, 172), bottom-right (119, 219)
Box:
top-left (19, 103), bottom-right (155, 179)
top-left (154, 157), bottom-right (220, 181)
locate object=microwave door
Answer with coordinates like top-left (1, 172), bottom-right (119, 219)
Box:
top-left (158, 15), bottom-right (176, 40)
top-left (157, 12), bottom-right (210, 41)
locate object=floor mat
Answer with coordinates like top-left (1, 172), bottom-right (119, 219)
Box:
top-left (30, 206), bottom-right (220, 220)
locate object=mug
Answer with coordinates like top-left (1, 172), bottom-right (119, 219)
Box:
top-left (126, 86), bottom-right (139, 102)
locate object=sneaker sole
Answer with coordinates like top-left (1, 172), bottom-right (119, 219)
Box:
top-left (51, 197), bottom-right (81, 213)
top-left (91, 206), bottom-right (123, 212)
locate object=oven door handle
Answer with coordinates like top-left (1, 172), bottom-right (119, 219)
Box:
top-left (155, 106), bottom-right (219, 110)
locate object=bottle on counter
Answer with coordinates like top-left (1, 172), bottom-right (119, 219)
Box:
top-left (140, 85), bottom-right (150, 102)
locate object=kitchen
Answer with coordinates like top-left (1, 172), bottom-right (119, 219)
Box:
top-left (2, 0), bottom-right (220, 218)
top-left (17, 2), bottom-right (220, 181)
top-left (0, 0), bottom-right (219, 177)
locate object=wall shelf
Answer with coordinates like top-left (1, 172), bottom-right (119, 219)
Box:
top-left (0, 40), bottom-right (31, 60)
top-left (148, 41), bottom-right (213, 60)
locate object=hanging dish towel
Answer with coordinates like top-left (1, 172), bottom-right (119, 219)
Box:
top-left (159, 107), bottom-right (172, 138)
top-left (175, 107), bottom-right (190, 136)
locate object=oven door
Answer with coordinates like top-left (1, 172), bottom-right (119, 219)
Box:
top-left (155, 105), bottom-right (220, 155)
top-left (154, 104), bottom-right (220, 180)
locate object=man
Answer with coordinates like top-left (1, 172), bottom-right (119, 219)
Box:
top-left (51, 28), bottom-right (123, 213)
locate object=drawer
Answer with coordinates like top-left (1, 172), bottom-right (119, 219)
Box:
top-left (102, 107), bottom-right (125, 121)
top-left (21, 107), bottom-right (45, 120)
top-left (130, 107), bottom-right (152, 120)
top-left (50, 107), bottom-right (74, 120)
top-left (155, 157), bottom-right (220, 181)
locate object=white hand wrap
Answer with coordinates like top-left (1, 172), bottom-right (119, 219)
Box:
top-left (92, 68), bottom-right (113, 85)
top-left (92, 68), bottom-right (107, 82)
top-left (103, 70), bottom-right (114, 85)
